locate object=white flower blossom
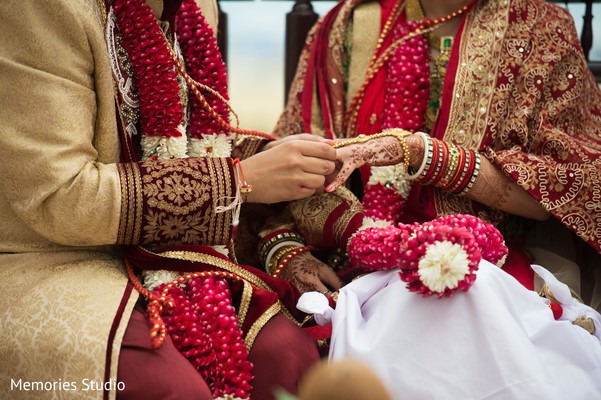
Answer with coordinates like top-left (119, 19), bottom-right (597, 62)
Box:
top-left (141, 134), bottom-right (188, 160)
top-left (212, 245), bottom-right (230, 257)
top-left (368, 165), bottom-right (412, 198)
top-left (141, 270), bottom-right (181, 292)
top-left (358, 217), bottom-right (394, 231)
top-left (417, 240), bottom-right (470, 293)
top-left (189, 134), bottom-right (232, 158)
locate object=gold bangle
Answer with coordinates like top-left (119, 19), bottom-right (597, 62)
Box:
top-left (267, 245), bottom-right (302, 275)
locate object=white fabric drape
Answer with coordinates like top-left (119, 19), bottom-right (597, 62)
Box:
top-left (299, 261), bottom-right (601, 399)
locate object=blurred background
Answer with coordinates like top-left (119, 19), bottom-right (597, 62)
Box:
top-left (219, 1), bottom-right (601, 133)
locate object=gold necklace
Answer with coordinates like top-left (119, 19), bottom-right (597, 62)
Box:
top-left (406, 0), bottom-right (456, 131)
top-left (345, 0), bottom-right (470, 135)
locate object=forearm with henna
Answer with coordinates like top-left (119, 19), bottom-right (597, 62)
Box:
top-left (465, 158), bottom-right (550, 221)
top-left (404, 135), bottom-right (548, 220)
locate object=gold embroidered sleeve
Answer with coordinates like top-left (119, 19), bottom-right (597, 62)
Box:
top-left (117, 157), bottom-right (236, 246)
top-left (289, 187), bottom-right (365, 251)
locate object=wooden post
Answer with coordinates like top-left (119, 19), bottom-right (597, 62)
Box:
top-left (285, 0), bottom-right (318, 102)
top-left (581, 0), bottom-right (594, 60)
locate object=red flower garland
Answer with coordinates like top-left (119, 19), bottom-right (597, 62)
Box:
top-left (158, 276), bottom-right (253, 399)
top-left (382, 19), bottom-right (430, 132)
top-left (113, 0), bottom-right (229, 140)
top-left (113, 0), bottom-right (252, 397)
top-left (348, 214), bottom-right (508, 298)
top-left (114, 0), bottom-right (185, 138)
top-left (176, 0), bottom-right (230, 138)
top-left (361, 18), bottom-right (430, 223)
top-left (362, 183), bottom-right (407, 222)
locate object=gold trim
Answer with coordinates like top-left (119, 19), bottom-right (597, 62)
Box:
top-left (147, 249), bottom-right (303, 326)
top-left (117, 164), bottom-right (129, 243)
top-left (445, 1), bottom-right (510, 149)
top-left (132, 163), bottom-right (143, 244)
top-left (333, 129), bottom-right (412, 148)
top-left (238, 280), bottom-right (252, 328)
top-left (157, 250), bottom-right (272, 290)
top-left (96, 0), bottom-right (108, 29)
top-left (117, 163), bottom-right (143, 244)
top-left (573, 316), bottom-right (596, 335)
top-left (244, 302), bottom-right (281, 350)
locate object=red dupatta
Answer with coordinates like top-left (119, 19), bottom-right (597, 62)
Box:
top-left (276, 0), bottom-right (601, 252)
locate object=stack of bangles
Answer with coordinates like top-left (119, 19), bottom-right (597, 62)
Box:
top-left (408, 132), bottom-right (481, 195)
top-left (259, 229), bottom-right (306, 274)
top-left (335, 129), bottom-right (480, 196)
top-left (270, 245), bottom-right (314, 278)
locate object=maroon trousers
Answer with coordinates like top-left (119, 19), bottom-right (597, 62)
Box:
top-left (116, 307), bottom-right (319, 399)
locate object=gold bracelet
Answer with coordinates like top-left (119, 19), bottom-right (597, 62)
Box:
top-left (267, 245), bottom-right (302, 275)
top-left (333, 129), bottom-right (412, 170)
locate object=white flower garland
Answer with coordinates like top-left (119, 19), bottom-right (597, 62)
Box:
top-left (417, 240), bottom-right (470, 293)
top-left (368, 164), bottom-right (412, 198)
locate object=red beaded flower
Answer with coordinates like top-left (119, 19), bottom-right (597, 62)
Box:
top-left (348, 214), bottom-right (508, 298)
top-left (361, 18), bottom-right (430, 226)
top-left (158, 276), bottom-right (253, 399)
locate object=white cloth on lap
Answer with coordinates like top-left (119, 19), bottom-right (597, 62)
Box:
top-left (298, 261), bottom-right (601, 400)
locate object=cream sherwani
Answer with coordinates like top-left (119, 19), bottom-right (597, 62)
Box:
top-left (0, 1), bottom-right (220, 399)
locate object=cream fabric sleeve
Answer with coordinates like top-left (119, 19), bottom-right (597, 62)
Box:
top-left (0, 0), bottom-right (123, 247)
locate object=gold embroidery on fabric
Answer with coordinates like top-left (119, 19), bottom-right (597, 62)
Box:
top-left (237, 280), bottom-right (252, 329)
top-left (140, 159), bottom-right (229, 244)
top-left (347, 2), bottom-right (381, 106)
top-left (573, 316), bottom-right (596, 335)
top-left (434, 189), bottom-right (503, 226)
top-left (445, 0), bottom-right (510, 149)
top-left (132, 163), bottom-right (144, 244)
top-left (244, 303), bottom-right (281, 350)
top-left (118, 163), bottom-right (144, 244)
top-left (208, 159), bottom-right (224, 244)
top-left (332, 187), bottom-right (363, 236)
top-left (158, 250), bottom-right (272, 290)
top-left (290, 193), bottom-right (344, 246)
top-left (153, 250), bottom-right (302, 326)
top-left (117, 164), bottom-right (129, 243)
top-left (95, 0), bottom-right (108, 29)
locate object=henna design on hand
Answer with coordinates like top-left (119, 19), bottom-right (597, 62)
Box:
top-left (468, 160), bottom-right (512, 210)
top-left (279, 252), bottom-right (329, 294)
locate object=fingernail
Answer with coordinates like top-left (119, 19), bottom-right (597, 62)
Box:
top-left (325, 185), bottom-right (334, 192)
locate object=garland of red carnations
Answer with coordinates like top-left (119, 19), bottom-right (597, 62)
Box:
top-left (127, 264), bottom-right (254, 399)
top-left (156, 275), bottom-right (253, 399)
top-left (362, 18), bottom-right (430, 224)
top-left (176, 0), bottom-right (230, 137)
top-left (348, 214), bottom-right (508, 298)
top-left (113, 0), bottom-right (229, 141)
top-left (113, 0), bottom-right (252, 397)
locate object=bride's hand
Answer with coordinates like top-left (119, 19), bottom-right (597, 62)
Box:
top-left (326, 135), bottom-right (405, 192)
top-left (279, 251), bottom-right (343, 295)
